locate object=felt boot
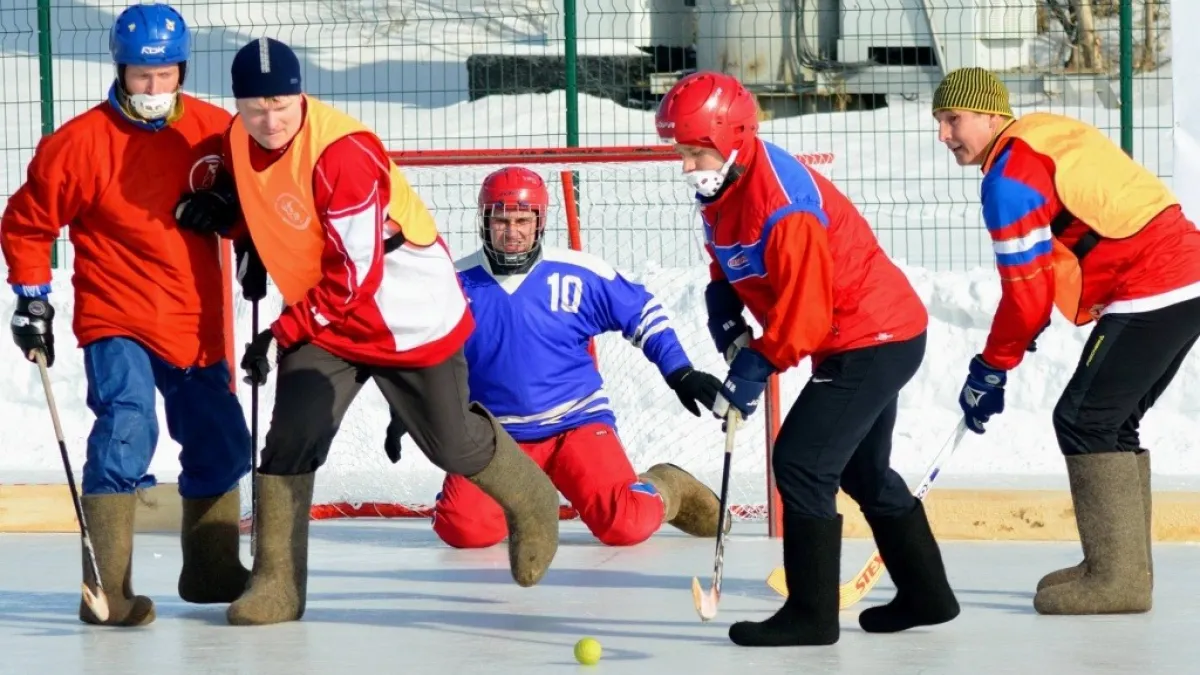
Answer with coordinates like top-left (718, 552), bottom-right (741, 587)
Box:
top-left (178, 486), bottom-right (251, 603)
top-left (639, 463), bottom-right (729, 537)
top-left (467, 404), bottom-right (559, 587)
top-left (227, 472), bottom-right (315, 625)
top-left (78, 493), bottom-right (156, 627)
top-left (728, 514), bottom-right (841, 647)
top-left (1037, 450), bottom-right (1155, 592)
top-left (858, 500), bottom-right (960, 633)
top-left (1033, 452), bottom-right (1152, 615)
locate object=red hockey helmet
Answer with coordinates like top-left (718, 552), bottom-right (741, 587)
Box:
top-left (477, 166), bottom-right (550, 271)
top-left (655, 71), bottom-right (760, 161)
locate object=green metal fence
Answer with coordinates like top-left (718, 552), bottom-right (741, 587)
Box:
top-left (0, 0), bottom-right (1174, 273)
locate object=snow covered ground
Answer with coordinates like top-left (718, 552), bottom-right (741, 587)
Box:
top-left (0, 0), bottom-right (1195, 517)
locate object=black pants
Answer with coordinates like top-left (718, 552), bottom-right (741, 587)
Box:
top-left (1053, 295), bottom-right (1200, 455)
top-left (259, 344), bottom-right (497, 476)
top-left (772, 332), bottom-right (926, 520)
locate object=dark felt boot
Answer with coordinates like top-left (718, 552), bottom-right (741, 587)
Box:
top-left (467, 404), bottom-right (559, 587)
top-left (858, 500), bottom-right (960, 634)
top-left (1033, 452), bottom-right (1152, 615)
top-left (179, 486), bottom-right (251, 604)
top-left (78, 493), bottom-right (156, 627)
top-left (639, 463), bottom-right (729, 537)
top-left (227, 472), bottom-right (315, 626)
top-left (728, 514), bottom-right (841, 647)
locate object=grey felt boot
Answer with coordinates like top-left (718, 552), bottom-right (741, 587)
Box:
top-left (227, 472), bottom-right (315, 626)
top-left (639, 463), bottom-right (729, 537)
top-left (466, 404), bottom-right (560, 587)
top-left (78, 493), bottom-right (156, 627)
top-left (1033, 452), bottom-right (1152, 615)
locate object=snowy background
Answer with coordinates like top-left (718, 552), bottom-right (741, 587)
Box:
top-left (0, 0), bottom-right (1194, 517)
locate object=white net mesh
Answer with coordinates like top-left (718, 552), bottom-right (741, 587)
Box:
top-left (234, 149), bottom-right (835, 524)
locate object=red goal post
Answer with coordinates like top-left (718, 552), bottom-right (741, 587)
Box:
top-left (249, 145), bottom-right (834, 539)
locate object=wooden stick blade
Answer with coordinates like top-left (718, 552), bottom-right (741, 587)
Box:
top-left (691, 576), bottom-right (719, 621)
top-left (82, 583), bottom-right (109, 622)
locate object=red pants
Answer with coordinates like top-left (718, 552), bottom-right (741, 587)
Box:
top-left (432, 422), bottom-right (666, 547)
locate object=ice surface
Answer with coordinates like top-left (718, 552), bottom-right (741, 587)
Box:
top-left (1, 520), bottom-right (1197, 673)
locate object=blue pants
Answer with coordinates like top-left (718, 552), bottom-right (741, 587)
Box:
top-left (82, 336), bottom-right (252, 499)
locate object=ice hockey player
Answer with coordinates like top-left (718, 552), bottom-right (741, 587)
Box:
top-left (933, 67), bottom-right (1200, 615)
top-left (0, 4), bottom-right (252, 627)
top-left (656, 71), bottom-right (960, 647)
top-left (171, 37), bottom-right (561, 626)
top-left (384, 166), bottom-right (727, 549)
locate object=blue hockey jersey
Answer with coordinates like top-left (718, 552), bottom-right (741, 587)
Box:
top-left (455, 247), bottom-right (692, 442)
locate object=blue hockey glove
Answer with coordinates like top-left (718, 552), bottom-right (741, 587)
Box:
top-left (958, 354), bottom-right (1007, 434)
top-left (705, 279), bottom-right (750, 364)
top-left (713, 347), bottom-right (775, 421)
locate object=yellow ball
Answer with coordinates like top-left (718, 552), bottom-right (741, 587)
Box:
top-left (574, 637), bottom-right (602, 665)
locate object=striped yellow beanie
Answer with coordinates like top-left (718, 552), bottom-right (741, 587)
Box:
top-left (932, 67), bottom-right (1013, 117)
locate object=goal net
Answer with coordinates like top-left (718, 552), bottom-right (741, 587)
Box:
top-left (233, 145), bottom-right (836, 535)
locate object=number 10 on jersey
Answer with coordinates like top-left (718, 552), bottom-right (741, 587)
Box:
top-left (548, 272), bottom-right (583, 313)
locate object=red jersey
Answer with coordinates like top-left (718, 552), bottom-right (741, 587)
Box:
top-left (1, 95), bottom-right (233, 368)
top-left (979, 138), bottom-right (1200, 370)
top-left (223, 103), bottom-right (472, 368)
top-left (700, 140), bottom-right (928, 370)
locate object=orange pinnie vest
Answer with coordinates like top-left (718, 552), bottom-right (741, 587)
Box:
top-left (982, 112), bottom-right (1178, 325)
top-left (229, 95), bottom-right (438, 305)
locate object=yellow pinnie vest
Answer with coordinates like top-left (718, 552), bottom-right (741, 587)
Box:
top-left (230, 95), bottom-right (438, 305)
top-left (981, 112), bottom-right (1178, 325)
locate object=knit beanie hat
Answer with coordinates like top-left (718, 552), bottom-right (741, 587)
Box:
top-left (932, 67), bottom-right (1013, 117)
top-left (231, 37), bottom-right (302, 99)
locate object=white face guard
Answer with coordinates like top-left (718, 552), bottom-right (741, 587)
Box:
top-left (129, 92), bottom-right (176, 120)
top-left (684, 149), bottom-right (739, 198)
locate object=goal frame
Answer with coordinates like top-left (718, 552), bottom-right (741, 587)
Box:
top-left (231, 145), bottom-right (838, 539)
top-left (388, 145), bottom-right (838, 538)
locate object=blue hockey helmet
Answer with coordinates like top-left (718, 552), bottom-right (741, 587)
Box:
top-left (109, 3), bottom-right (191, 67)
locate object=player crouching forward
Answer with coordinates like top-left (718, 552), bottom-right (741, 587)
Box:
top-left (657, 71), bottom-right (960, 646)
top-left (405, 166), bottom-right (728, 547)
top-left (2, 4), bottom-right (251, 626)
top-left (173, 38), bottom-right (561, 626)
top-left (934, 68), bottom-right (1200, 615)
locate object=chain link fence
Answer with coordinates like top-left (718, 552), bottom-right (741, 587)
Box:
top-left (0, 0), bottom-right (1175, 272)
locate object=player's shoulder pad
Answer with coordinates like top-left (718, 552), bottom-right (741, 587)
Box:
top-left (541, 247), bottom-right (618, 281)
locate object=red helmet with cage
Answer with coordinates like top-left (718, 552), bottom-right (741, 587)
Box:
top-left (478, 166), bottom-right (550, 272)
top-left (655, 71), bottom-right (760, 161)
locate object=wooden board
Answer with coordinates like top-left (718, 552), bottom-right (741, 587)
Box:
top-left (3, 484), bottom-right (1199, 541)
top-left (0, 484), bottom-right (182, 533)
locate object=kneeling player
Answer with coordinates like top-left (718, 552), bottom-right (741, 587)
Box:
top-left (657, 71), bottom-right (960, 646)
top-left (387, 166), bottom-right (728, 547)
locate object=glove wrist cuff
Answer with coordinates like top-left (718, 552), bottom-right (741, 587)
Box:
top-left (730, 347), bottom-right (775, 382)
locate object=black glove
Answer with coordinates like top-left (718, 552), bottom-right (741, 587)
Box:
top-left (665, 366), bottom-right (723, 417)
top-left (384, 409), bottom-right (407, 463)
top-left (1027, 317), bottom-right (1051, 353)
top-left (174, 169), bottom-right (240, 235)
top-left (11, 296), bottom-right (55, 367)
top-left (235, 237), bottom-right (267, 302)
top-left (240, 328), bottom-right (278, 386)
